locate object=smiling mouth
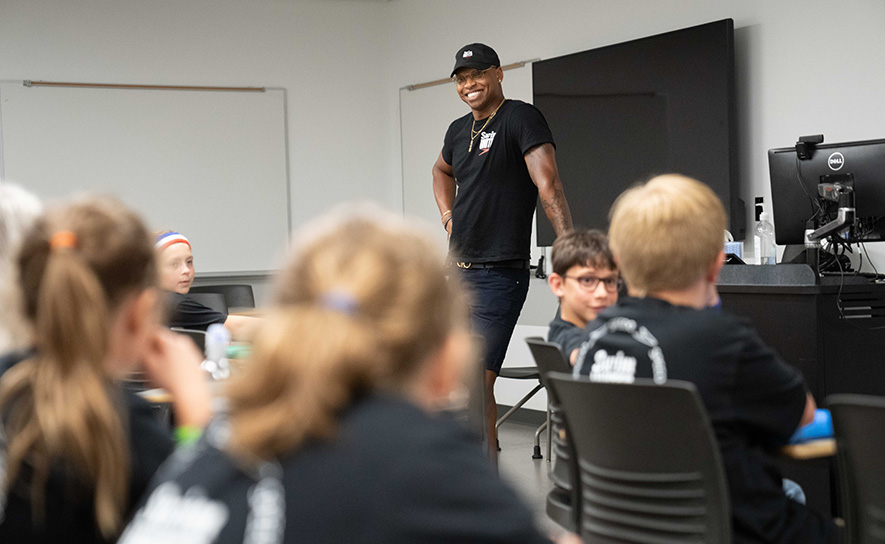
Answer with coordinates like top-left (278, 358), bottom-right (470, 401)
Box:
top-left (466, 91), bottom-right (481, 100)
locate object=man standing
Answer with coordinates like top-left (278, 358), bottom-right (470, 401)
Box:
top-left (432, 43), bottom-right (572, 460)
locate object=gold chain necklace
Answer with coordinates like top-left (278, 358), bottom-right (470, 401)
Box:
top-left (468, 98), bottom-right (507, 152)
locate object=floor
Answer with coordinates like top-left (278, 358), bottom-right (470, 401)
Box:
top-left (496, 419), bottom-right (565, 538)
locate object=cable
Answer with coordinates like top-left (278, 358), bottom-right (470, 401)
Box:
top-left (795, 155), bottom-right (826, 221)
top-left (860, 240), bottom-right (882, 279)
top-left (829, 240), bottom-right (885, 330)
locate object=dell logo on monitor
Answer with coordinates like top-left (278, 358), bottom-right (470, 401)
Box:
top-left (828, 152), bottom-right (845, 170)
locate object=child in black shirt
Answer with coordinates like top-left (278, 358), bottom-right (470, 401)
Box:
top-left (120, 208), bottom-right (576, 544)
top-left (546, 229), bottom-right (619, 363)
top-left (573, 174), bottom-right (841, 544)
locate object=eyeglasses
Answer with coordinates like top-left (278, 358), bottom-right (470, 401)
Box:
top-left (563, 274), bottom-right (622, 292)
top-left (452, 67), bottom-right (496, 86)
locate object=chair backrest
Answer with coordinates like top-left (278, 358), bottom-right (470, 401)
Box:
top-left (188, 292), bottom-right (229, 314)
top-left (525, 337), bottom-right (574, 485)
top-left (828, 394), bottom-right (885, 544)
top-left (548, 372), bottom-right (732, 544)
top-left (170, 327), bottom-right (207, 354)
top-left (525, 337), bottom-right (580, 529)
top-left (525, 336), bottom-right (572, 388)
top-left (189, 284), bottom-right (255, 310)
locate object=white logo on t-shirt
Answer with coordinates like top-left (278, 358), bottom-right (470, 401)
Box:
top-left (574, 317), bottom-right (667, 384)
top-left (590, 349), bottom-right (637, 383)
top-left (478, 131), bottom-right (496, 155)
top-left (118, 483), bottom-right (229, 544)
top-left (244, 474), bottom-right (286, 544)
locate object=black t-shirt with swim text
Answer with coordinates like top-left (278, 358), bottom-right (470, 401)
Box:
top-left (442, 99), bottom-right (554, 262)
top-left (119, 394), bottom-right (549, 544)
top-left (573, 296), bottom-right (840, 544)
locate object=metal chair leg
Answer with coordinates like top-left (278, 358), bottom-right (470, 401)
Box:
top-left (495, 383), bottom-right (544, 429)
top-left (533, 419), bottom-right (548, 459)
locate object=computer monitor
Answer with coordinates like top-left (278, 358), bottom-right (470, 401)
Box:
top-left (768, 138), bottom-right (885, 245)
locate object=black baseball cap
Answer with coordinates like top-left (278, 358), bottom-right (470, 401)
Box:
top-left (451, 43), bottom-right (500, 77)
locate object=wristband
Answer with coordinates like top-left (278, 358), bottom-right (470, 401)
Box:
top-left (174, 425), bottom-right (203, 446)
top-left (444, 216), bottom-right (453, 230)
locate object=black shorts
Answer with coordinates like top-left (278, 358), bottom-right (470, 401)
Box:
top-left (458, 267), bottom-right (530, 374)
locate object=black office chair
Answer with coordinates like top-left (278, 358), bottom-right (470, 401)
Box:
top-left (525, 337), bottom-right (579, 532)
top-left (187, 292), bottom-right (228, 314)
top-left (548, 373), bottom-right (732, 543)
top-left (828, 394), bottom-right (885, 544)
top-left (496, 364), bottom-right (547, 458)
top-left (190, 284), bottom-right (255, 310)
top-left (525, 336), bottom-right (574, 460)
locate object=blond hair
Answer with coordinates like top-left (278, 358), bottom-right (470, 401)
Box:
top-left (0, 196), bottom-right (156, 538)
top-left (226, 207), bottom-right (468, 461)
top-left (608, 174), bottom-right (726, 295)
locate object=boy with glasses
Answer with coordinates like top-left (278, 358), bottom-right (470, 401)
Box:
top-left (546, 229), bottom-right (619, 363)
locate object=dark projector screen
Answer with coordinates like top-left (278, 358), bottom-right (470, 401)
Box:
top-left (533, 18), bottom-right (742, 245)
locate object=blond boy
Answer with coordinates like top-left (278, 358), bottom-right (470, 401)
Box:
top-left (573, 175), bottom-right (839, 544)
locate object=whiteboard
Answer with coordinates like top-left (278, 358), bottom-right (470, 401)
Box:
top-left (0, 82), bottom-right (290, 275)
top-left (399, 64), bottom-right (543, 262)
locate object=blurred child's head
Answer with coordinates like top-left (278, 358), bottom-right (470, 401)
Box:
top-left (0, 183), bottom-right (43, 268)
top-left (8, 196), bottom-right (157, 537)
top-left (609, 174), bottom-right (726, 296)
top-left (0, 183), bottom-right (43, 352)
top-left (18, 196), bottom-right (159, 373)
top-left (548, 229), bottom-right (619, 327)
top-left (227, 205), bottom-right (472, 461)
top-left (155, 232), bottom-right (194, 294)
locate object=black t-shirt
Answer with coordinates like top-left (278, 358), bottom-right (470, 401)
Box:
top-left (164, 291), bottom-right (227, 331)
top-left (573, 297), bottom-right (839, 544)
top-left (547, 312), bottom-right (585, 358)
top-left (442, 99), bottom-right (554, 262)
top-left (0, 387), bottom-right (174, 544)
top-left (119, 394), bottom-right (550, 544)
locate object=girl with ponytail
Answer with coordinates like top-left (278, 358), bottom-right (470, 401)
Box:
top-left (0, 197), bottom-right (211, 543)
top-left (119, 207), bottom-right (557, 544)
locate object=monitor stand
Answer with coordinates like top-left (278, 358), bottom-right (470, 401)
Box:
top-left (782, 244), bottom-right (807, 264)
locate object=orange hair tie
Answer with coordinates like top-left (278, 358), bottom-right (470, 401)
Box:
top-left (49, 230), bottom-right (77, 249)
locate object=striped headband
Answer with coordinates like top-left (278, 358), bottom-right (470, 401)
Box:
top-left (155, 232), bottom-right (191, 251)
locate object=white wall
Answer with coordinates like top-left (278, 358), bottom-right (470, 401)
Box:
top-left (385, 0), bottom-right (885, 409)
top-left (0, 0), bottom-right (398, 229)
top-left (386, 0), bottom-right (885, 244)
top-left (6, 0), bottom-right (884, 271)
top-left (4, 0), bottom-right (885, 411)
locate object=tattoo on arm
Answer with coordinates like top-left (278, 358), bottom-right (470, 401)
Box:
top-left (541, 183), bottom-right (573, 236)
top-left (526, 143), bottom-right (573, 237)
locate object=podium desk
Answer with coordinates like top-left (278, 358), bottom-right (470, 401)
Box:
top-left (718, 264), bottom-right (885, 401)
top-left (718, 263), bottom-right (885, 518)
